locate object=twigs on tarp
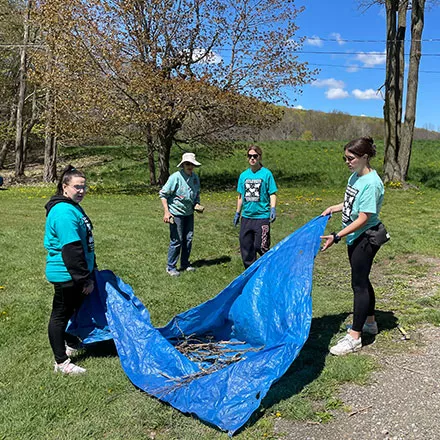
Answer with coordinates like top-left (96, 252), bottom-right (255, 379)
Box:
top-left (155, 334), bottom-right (264, 395)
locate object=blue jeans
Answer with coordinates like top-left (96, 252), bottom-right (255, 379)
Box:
top-left (167, 214), bottom-right (194, 270)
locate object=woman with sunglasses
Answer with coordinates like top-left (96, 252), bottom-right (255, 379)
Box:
top-left (234, 145), bottom-right (278, 269)
top-left (44, 165), bottom-right (96, 374)
top-left (321, 137), bottom-right (388, 356)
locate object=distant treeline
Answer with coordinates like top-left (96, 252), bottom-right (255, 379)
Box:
top-left (255, 108), bottom-right (440, 142)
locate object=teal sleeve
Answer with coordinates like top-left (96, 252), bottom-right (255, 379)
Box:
top-left (358, 184), bottom-right (378, 214)
top-left (268, 172), bottom-right (278, 194)
top-left (237, 174), bottom-right (244, 195)
top-left (53, 213), bottom-right (82, 246)
top-left (159, 174), bottom-right (178, 198)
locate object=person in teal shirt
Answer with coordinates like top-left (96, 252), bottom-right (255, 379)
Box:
top-left (321, 137), bottom-right (389, 356)
top-left (234, 145), bottom-right (278, 269)
top-left (160, 152), bottom-right (201, 276)
top-left (44, 165), bottom-right (95, 375)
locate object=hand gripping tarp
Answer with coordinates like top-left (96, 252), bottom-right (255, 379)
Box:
top-left (67, 215), bottom-right (328, 435)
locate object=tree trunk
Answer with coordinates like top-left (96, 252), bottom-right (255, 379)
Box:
top-left (157, 120), bottom-right (182, 186)
top-left (399, 0), bottom-right (425, 180)
top-left (43, 86), bottom-right (57, 182)
top-left (43, 46), bottom-right (57, 183)
top-left (146, 124), bottom-right (156, 185)
top-left (14, 0), bottom-right (32, 178)
top-left (0, 102), bottom-right (17, 169)
top-left (22, 86), bottom-right (39, 171)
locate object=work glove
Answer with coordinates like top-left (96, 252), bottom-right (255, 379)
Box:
top-left (270, 207), bottom-right (277, 223)
top-left (233, 212), bottom-right (240, 227)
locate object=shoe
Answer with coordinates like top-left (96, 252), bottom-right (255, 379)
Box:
top-left (54, 358), bottom-right (86, 375)
top-left (166, 268), bottom-right (180, 277)
top-left (363, 321), bottom-right (378, 335)
top-left (65, 344), bottom-right (81, 358)
top-left (346, 321), bottom-right (379, 335)
top-left (182, 266), bottom-right (196, 272)
top-left (330, 334), bottom-right (362, 356)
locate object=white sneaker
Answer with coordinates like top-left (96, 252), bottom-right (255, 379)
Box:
top-left (166, 268), bottom-right (180, 277)
top-left (54, 358), bottom-right (86, 375)
top-left (330, 334), bottom-right (362, 356)
top-left (182, 266), bottom-right (196, 272)
top-left (65, 344), bottom-right (81, 357)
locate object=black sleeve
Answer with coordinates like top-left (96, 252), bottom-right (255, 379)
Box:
top-left (62, 240), bottom-right (92, 285)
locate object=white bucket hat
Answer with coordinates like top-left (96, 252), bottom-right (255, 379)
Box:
top-left (177, 152), bottom-right (201, 167)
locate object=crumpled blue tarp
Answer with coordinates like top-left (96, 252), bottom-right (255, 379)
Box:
top-left (67, 215), bottom-right (328, 435)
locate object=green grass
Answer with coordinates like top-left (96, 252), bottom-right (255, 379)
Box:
top-left (1, 140), bottom-right (440, 439)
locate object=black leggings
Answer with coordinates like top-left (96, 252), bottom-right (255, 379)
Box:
top-left (48, 282), bottom-right (85, 363)
top-left (239, 217), bottom-right (271, 269)
top-left (348, 233), bottom-right (380, 332)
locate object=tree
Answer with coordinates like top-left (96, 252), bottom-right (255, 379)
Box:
top-left (363, 0), bottom-right (427, 182)
top-left (35, 0), bottom-right (315, 184)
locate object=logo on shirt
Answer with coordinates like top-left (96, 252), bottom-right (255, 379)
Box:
top-left (245, 179), bottom-right (262, 202)
top-left (342, 185), bottom-right (359, 223)
top-left (82, 215), bottom-right (95, 252)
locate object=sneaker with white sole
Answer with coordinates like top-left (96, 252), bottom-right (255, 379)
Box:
top-left (54, 358), bottom-right (86, 375)
top-left (346, 321), bottom-right (379, 335)
top-left (166, 268), bottom-right (180, 277)
top-left (330, 334), bottom-right (362, 356)
top-left (65, 344), bottom-right (81, 358)
top-left (182, 266), bottom-right (196, 272)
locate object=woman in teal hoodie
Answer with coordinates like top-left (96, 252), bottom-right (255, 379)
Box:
top-left (44, 165), bottom-right (95, 374)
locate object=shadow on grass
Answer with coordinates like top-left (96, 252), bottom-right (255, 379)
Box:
top-left (257, 313), bottom-right (349, 412)
top-left (79, 339), bottom-right (118, 359)
top-left (192, 256), bottom-right (231, 268)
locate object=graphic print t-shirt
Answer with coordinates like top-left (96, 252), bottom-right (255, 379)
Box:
top-left (237, 167), bottom-right (278, 219)
top-left (342, 170), bottom-right (384, 245)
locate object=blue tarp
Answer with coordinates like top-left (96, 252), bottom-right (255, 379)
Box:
top-left (68, 215), bottom-right (328, 435)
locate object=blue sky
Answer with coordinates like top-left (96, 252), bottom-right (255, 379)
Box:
top-left (291, 1), bottom-right (440, 131)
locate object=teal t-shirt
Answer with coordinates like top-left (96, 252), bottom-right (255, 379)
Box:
top-left (237, 167), bottom-right (278, 219)
top-left (159, 170), bottom-right (201, 216)
top-left (44, 202), bottom-right (95, 282)
top-left (342, 170), bottom-right (384, 245)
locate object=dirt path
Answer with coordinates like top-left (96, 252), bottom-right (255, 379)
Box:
top-left (275, 326), bottom-right (440, 440)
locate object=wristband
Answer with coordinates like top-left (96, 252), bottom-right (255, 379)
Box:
top-left (331, 232), bottom-right (341, 244)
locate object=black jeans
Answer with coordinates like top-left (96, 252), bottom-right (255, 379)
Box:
top-left (348, 233), bottom-right (380, 332)
top-left (48, 282), bottom-right (85, 363)
top-left (239, 217), bottom-right (271, 269)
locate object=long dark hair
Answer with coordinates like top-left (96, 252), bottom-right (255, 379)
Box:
top-left (344, 136), bottom-right (377, 159)
top-left (56, 165), bottom-right (86, 195)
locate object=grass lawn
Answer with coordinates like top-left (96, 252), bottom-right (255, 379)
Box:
top-left (1, 140), bottom-right (440, 439)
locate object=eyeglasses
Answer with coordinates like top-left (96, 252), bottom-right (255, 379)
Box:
top-left (342, 155), bottom-right (357, 163)
top-left (248, 154), bottom-right (259, 159)
top-left (70, 184), bottom-right (87, 191)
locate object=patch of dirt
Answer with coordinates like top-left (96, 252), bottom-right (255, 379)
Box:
top-left (275, 325), bottom-right (440, 440)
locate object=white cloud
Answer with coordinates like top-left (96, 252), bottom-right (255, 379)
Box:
top-left (346, 65), bottom-right (359, 73)
top-left (326, 88), bottom-right (349, 99)
top-left (306, 36), bottom-right (324, 47)
top-left (312, 78), bottom-right (345, 89)
top-left (355, 51), bottom-right (386, 67)
top-left (191, 48), bottom-right (222, 64)
top-left (294, 105), bottom-right (304, 110)
top-left (331, 32), bottom-right (345, 45)
top-left (352, 89), bottom-right (382, 100)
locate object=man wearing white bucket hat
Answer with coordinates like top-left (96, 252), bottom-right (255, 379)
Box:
top-left (159, 152), bottom-right (202, 276)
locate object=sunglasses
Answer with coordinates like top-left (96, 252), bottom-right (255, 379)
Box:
top-left (70, 184), bottom-right (87, 191)
top-left (342, 155), bottom-right (357, 163)
top-left (248, 154), bottom-right (259, 159)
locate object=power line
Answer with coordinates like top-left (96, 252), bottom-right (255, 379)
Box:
top-left (305, 37), bottom-right (440, 43)
top-left (307, 62), bottom-right (440, 74)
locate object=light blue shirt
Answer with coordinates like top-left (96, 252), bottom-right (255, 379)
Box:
top-left (342, 170), bottom-right (384, 245)
top-left (237, 167), bottom-right (278, 219)
top-left (159, 170), bottom-right (200, 216)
